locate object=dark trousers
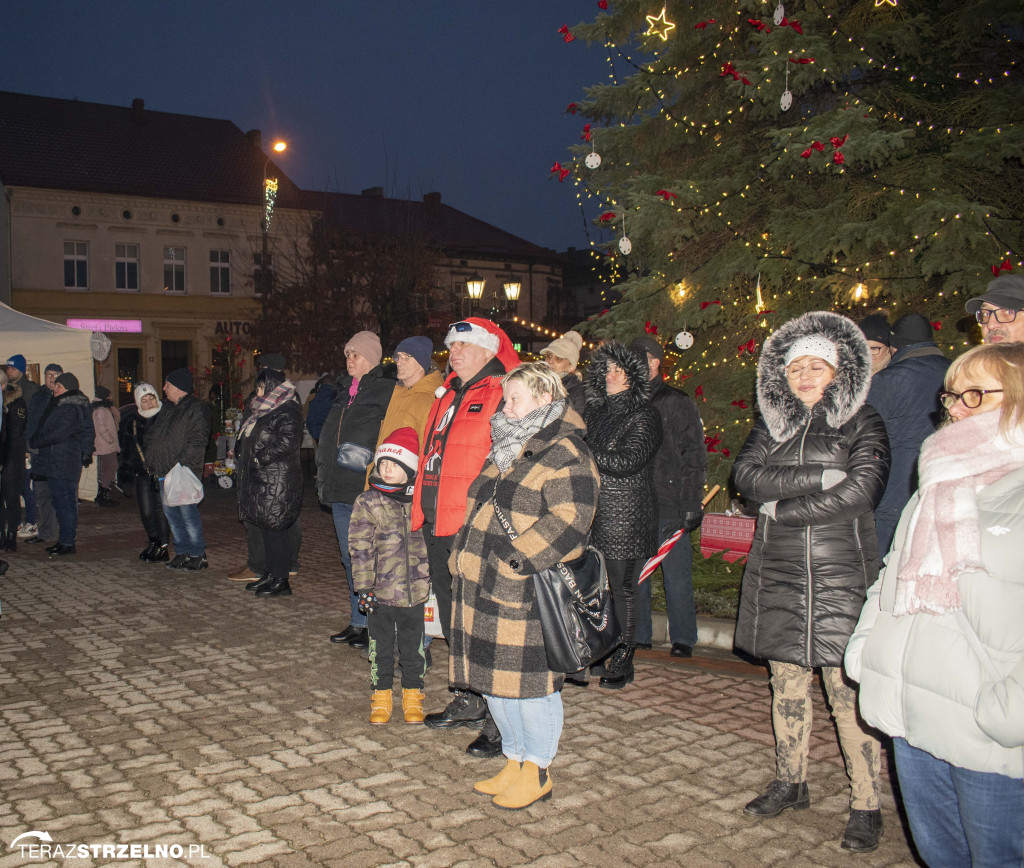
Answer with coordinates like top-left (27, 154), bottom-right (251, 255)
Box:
top-left (33, 477), bottom-right (58, 541)
top-left (245, 519), bottom-right (301, 573)
top-left (368, 603), bottom-right (426, 691)
top-left (135, 474), bottom-right (170, 543)
top-left (1, 460), bottom-right (25, 541)
top-left (262, 523), bottom-right (297, 579)
top-left (49, 476), bottom-right (80, 546)
top-left (606, 558), bottom-right (640, 647)
top-left (424, 527), bottom-right (455, 642)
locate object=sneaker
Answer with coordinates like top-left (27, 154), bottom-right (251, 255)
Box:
top-left (423, 690), bottom-right (487, 729)
top-left (17, 523), bottom-right (37, 539)
top-left (182, 554), bottom-right (209, 572)
top-left (165, 554), bottom-right (189, 570)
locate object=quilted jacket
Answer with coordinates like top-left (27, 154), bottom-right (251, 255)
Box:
top-left (144, 394), bottom-right (212, 478)
top-left (583, 342), bottom-right (662, 560)
top-left (236, 397), bottom-right (303, 531)
top-left (733, 312), bottom-right (891, 668)
top-left (449, 407), bottom-right (599, 699)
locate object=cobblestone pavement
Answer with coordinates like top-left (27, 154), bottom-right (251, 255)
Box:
top-left (0, 482), bottom-right (919, 867)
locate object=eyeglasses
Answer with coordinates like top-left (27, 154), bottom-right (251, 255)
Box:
top-left (939, 388), bottom-right (1004, 409)
top-left (868, 346), bottom-right (889, 356)
top-left (786, 362), bottom-right (830, 379)
top-left (975, 308), bottom-right (1019, 325)
top-left (394, 352), bottom-right (413, 363)
top-left (448, 321), bottom-right (473, 333)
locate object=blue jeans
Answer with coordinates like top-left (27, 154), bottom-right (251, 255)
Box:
top-left (893, 737), bottom-right (1024, 867)
top-left (160, 481), bottom-right (206, 557)
top-left (485, 693), bottom-right (564, 768)
top-left (49, 477), bottom-right (79, 546)
top-left (634, 519), bottom-right (698, 647)
top-left (331, 501), bottom-right (365, 629)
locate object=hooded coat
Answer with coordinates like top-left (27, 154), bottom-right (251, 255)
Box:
top-left (29, 390), bottom-right (95, 481)
top-left (733, 311), bottom-right (891, 668)
top-left (449, 407), bottom-right (599, 699)
top-left (584, 342), bottom-right (663, 560)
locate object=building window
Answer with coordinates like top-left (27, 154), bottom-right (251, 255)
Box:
top-left (253, 252), bottom-right (274, 294)
top-left (63, 241), bottom-right (88, 289)
top-left (209, 249), bottom-right (231, 294)
top-left (115, 243), bottom-right (139, 291)
top-left (163, 247), bottom-right (186, 294)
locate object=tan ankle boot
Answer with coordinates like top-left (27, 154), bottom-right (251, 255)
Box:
top-left (474, 759), bottom-right (521, 796)
top-left (492, 761), bottom-right (552, 809)
top-left (369, 690), bottom-right (392, 725)
top-left (402, 688), bottom-right (425, 724)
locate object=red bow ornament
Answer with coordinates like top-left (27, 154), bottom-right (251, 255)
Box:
top-left (598, 0), bottom-right (608, 8)
top-left (558, 24), bottom-right (575, 43)
top-left (800, 140), bottom-right (826, 159)
top-left (722, 448), bottom-right (731, 458)
top-left (645, 321), bottom-right (659, 335)
top-left (700, 299), bottom-right (722, 310)
top-left (656, 189), bottom-right (678, 201)
top-left (581, 123), bottom-right (592, 142)
top-left (779, 16), bottom-right (803, 33)
top-left (695, 385), bottom-right (706, 402)
top-left (599, 212), bottom-right (616, 223)
top-left (831, 135), bottom-right (849, 149)
top-left (789, 57), bottom-right (814, 64)
top-left (566, 102), bottom-right (579, 115)
top-left (931, 321), bottom-right (942, 331)
top-left (549, 161), bottom-right (571, 182)
top-left (694, 19), bottom-right (716, 29)
top-left (731, 399), bottom-right (749, 409)
top-left (737, 338), bottom-right (757, 356)
top-left (833, 151), bottom-right (845, 165)
top-left (991, 259), bottom-right (1013, 276)
top-left (747, 18), bottom-right (771, 32)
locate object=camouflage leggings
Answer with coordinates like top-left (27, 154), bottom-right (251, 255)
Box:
top-left (769, 661), bottom-right (881, 810)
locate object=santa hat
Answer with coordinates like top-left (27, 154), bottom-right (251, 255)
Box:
top-left (444, 317), bottom-right (520, 374)
top-left (375, 427), bottom-right (420, 480)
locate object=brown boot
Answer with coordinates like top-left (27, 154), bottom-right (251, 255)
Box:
top-left (402, 689), bottom-right (426, 724)
top-left (227, 565), bottom-right (259, 582)
top-left (369, 690), bottom-right (392, 725)
top-left (492, 761), bottom-right (552, 809)
top-left (474, 759), bottom-right (522, 796)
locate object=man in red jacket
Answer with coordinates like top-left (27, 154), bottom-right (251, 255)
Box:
top-left (412, 318), bottom-right (519, 755)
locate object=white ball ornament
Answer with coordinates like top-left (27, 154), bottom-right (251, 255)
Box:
top-left (774, 3), bottom-right (785, 25)
top-left (674, 330), bottom-right (694, 350)
top-left (618, 236), bottom-right (632, 255)
top-left (780, 90), bottom-right (793, 112)
top-left (585, 151), bottom-right (602, 169)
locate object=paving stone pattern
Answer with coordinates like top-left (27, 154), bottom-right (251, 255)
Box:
top-left (0, 484), bottom-right (919, 866)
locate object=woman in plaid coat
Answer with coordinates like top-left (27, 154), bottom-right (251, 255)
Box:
top-left (449, 363), bottom-right (599, 810)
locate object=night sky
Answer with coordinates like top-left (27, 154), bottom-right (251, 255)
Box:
top-left (2, 1), bottom-right (615, 253)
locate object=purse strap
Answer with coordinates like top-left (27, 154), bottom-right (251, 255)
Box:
top-left (491, 497), bottom-right (599, 609)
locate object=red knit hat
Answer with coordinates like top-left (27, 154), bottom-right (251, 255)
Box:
top-left (375, 427), bottom-right (419, 479)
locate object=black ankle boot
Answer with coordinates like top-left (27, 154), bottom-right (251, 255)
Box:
top-left (255, 575), bottom-right (292, 597)
top-left (743, 780), bottom-right (811, 817)
top-left (139, 541), bottom-right (159, 561)
top-left (246, 572), bottom-right (273, 591)
top-left (599, 645), bottom-right (635, 689)
top-left (841, 809), bottom-right (882, 852)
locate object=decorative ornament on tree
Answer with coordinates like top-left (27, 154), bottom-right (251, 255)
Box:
top-left (619, 215), bottom-right (632, 255)
top-left (585, 136), bottom-right (602, 169)
top-left (780, 68), bottom-right (793, 112)
top-left (645, 6), bottom-right (676, 41)
top-left (773, 2), bottom-right (785, 25)
top-left (675, 330), bottom-right (695, 351)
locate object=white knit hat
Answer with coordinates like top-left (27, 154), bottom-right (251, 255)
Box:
top-left (540, 330), bottom-right (583, 367)
top-left (784, 335), bottom-right (839, 368)
top-left (444, 321), bottom-right (499, 355)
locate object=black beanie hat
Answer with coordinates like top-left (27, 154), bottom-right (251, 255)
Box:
top-left (858, 313), bottom-right (891, 346)
top-left (164, 367), bottom-right (193, 394)
top-left (95, 384), bottom-right (111, 400)
top-left (890, 313), bottom-right (935, 349)
top-left (55, 372), bottom-right (80, 392)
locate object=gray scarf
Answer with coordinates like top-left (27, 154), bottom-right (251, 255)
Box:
top-left (489, 399), bottom-right (566, 472)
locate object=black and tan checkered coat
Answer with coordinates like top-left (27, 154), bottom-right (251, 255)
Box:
top-left (448, 407), bottom-right (599, 699)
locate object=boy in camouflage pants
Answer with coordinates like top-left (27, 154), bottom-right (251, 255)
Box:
top-left (349, 428), bottom-right (431, 725)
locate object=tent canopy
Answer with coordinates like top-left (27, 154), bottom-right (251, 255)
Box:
top-left (0, 301), bottom-right (95, 391)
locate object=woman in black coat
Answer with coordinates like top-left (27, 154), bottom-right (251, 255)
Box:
top-left (583, 341), bottom-right (662, 688)
top-left (732, 311), bottom-right (890, 853)
top-left (119, 383), bottom-right (171, 562)
top-left (0, 377), bottom-right (28, 551)
top-left (235, 367), bottom-right (303, 598)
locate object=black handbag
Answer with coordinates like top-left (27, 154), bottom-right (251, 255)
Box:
top-left (493, 500), bottom-right (620, 674)
top-left (335, 441), bottom-right (373, 472)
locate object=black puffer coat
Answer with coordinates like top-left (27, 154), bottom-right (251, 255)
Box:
top-left (733, 311), bottom-right (891, 668)
top-left (314, 365), bottom-right (396, 505)
top-left (236, 395), bottom-right (303, 531)
top-left (584, 341), bottom-right (662, 560)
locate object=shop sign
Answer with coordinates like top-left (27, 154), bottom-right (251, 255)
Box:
top-left (66, 318), bottom-right (143, 333)
top-left (215, 321), bottom-right (253, 335)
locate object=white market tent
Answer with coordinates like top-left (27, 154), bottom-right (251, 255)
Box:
top-left (0, 301), bottom-right (98, 498)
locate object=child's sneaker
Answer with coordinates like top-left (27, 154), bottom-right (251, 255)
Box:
top-left (370, 690), bottom-right (392, 725)
top-left (17, 523), bottom-right (37, 539)
top-left (402, 688), bottom-right (426, 724)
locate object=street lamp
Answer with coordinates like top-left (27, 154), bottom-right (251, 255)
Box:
top-left (503, 278), bottom-right (522, 314)
top-left (466, 272), bottom-right (485, 311)
top-left (260, 140), bottom-right (287, 295)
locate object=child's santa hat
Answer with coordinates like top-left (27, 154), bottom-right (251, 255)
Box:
top-left (374, 427), bottom-right (419, 480)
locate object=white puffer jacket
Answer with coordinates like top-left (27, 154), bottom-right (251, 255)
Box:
top-left (845, 465), bottom-right (1024, 778)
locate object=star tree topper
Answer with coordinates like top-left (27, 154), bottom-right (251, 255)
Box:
top-left (645, 7), bottom-right (676, 41)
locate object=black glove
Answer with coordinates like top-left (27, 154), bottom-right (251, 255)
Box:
top-left (82, 456), bottom-right (93, 468)
top-left (681, 510), bottom-right (703, 533)
top-left (357, 590), bottom-right (378, 615)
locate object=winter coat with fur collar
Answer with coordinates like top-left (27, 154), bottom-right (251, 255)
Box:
top-left (733, 312), bottom-right (891, 668)
top-left (584, 342), bottom-right (663, 560)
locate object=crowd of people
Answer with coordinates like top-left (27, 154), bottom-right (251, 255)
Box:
top-left (1, 272), bottom-right (1020, 860)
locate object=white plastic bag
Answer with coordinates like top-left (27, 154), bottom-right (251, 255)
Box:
top-left (163, 463), bottom-right (204, 507)
top-left (424, 589), bottom-right (444, 638)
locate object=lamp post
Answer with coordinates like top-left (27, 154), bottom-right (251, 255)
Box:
top-left (260, 140), bottom-right (286, 296)
top-left (503, 277), bottom-right (522, 314)
top-left (466, 271), bottom-right (485, 312)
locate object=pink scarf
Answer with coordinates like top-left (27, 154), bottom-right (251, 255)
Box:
top-left (239, 380), bottom-right (296, 440)
top-left (894, 410), bottom-right (1024, 615)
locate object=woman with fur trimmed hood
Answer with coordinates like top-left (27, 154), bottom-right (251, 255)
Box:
top-left (583, 341), bottom-right (663, 689)
top-left (732, 311), bottom-right (890, 853)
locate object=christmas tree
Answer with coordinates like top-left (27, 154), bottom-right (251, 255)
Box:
top-left (558, 0), bottom-right (1023, 490)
